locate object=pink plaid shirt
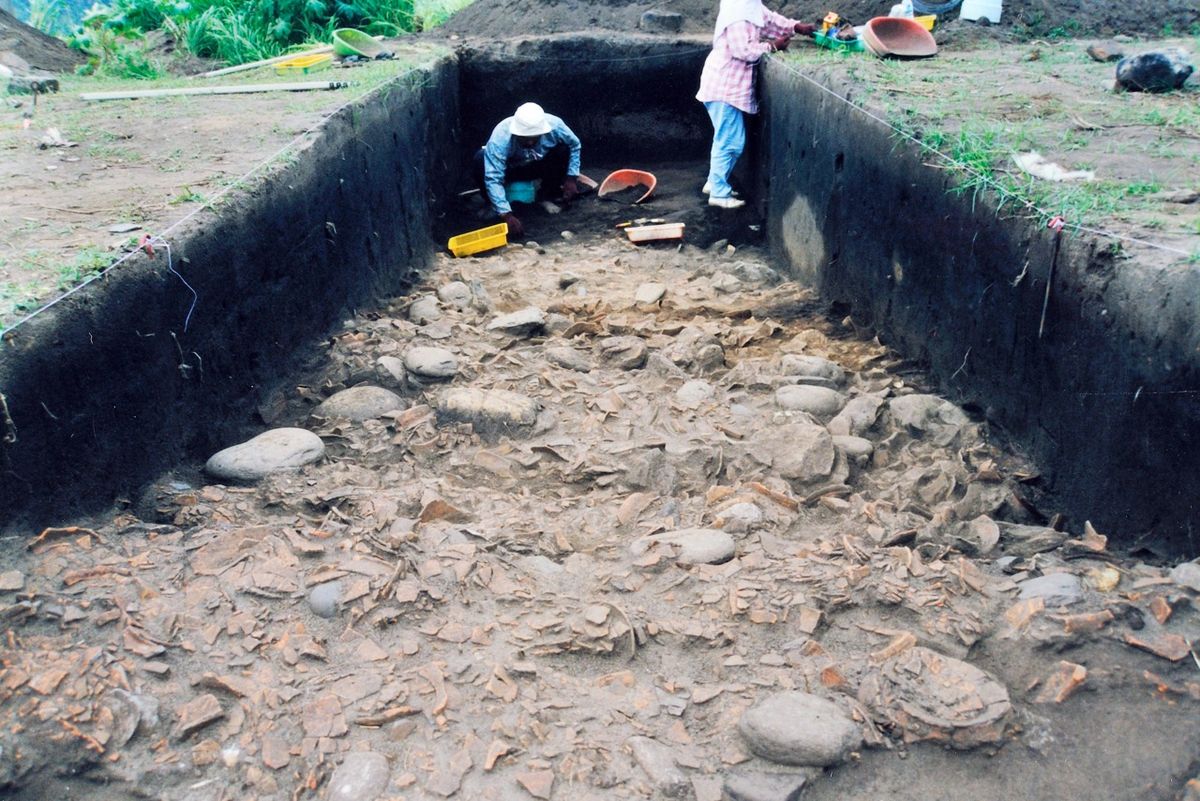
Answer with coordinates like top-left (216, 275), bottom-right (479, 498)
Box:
top-left (695, 11), bottom-right (796, 114)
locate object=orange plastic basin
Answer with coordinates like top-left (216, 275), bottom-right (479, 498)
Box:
top-left (598, 169), bottom-right (657, 204)
top-left (861, 17), bottom-right (938, 58)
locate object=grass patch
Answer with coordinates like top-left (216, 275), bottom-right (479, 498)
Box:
top-left (779, 42), bottom-right (1200, 237)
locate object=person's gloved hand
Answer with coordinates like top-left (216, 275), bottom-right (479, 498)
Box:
top-left (770, 34), bottom-right (792, 51)
top-left (794, 22), bottom-right (817, 35)
top-left (562, 176), bottom-right (580, 203)
top-left (502, 212), bottom-right (524, 238)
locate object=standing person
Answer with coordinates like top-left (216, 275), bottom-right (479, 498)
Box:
top-left (696, 0), bottom-right (815, 208)
top-left (473, 102), bottom-right (583, 238)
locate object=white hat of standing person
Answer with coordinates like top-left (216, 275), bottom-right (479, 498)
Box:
top-left (511, 102), bottom-right (551, 137)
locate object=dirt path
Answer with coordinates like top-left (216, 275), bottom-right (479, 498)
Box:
top-left (1, 178), bottom-right (1198, 801)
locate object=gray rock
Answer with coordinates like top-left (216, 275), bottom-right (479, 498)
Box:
top-left (780, 354), bottom-right (845, 385)
top-left (889, 394), bottom-right (969, 439)
top-left (739, 692), bottom-right (861, 767)
top-left (729, 260), bottom-right (780, 285)
top-left (544, 312), bottom-right (572, 335)
top-left (436, 281), bottom-right (472, 309)
top-left (724, 770), bottom-right (814, 801)
top-left (1086, 41), bottom-right (1125, 62)
top-left (832, 435), bottom-right (873, 465)
top-left (375, 355), bottom-right (406, 388)
top-left (1018, 573), bottom-right (1083, 606)
top-left (720, 502), bottom-right (763, 534)
top-left (663, 326), bottom-right (724, 374)
top-left (775, 385), bottom-right (846, 419)
top-left (517, 555), bottom-right (565, 577)
top-left (633, 528), bottom-right (736, 565)
top-left (308, 580), bottom-right (342, 618)
top-left (487, 306), bottom-right (546, 337)
top-left (639, 8), bottom-right (684, 32)
top-left (711, 271), bottom-right (742, 294)
top-left (598, 336), bottom-right (649, 370)
top-left (312, 386), bottom-right (405, 422)
top-left (635, 282), bottom-right (667, 305)
top-left (408, 295), bottom-right (441, 324)
top-left (545, 346), bottom-right (592, 372)
top-left (827, 394), bottom-right (885, 437)
top-left (204, 428), bottom-right (324, 481)
top-left (1168, 560), bottom-right (1200, 592)
top-left (998, 522), bottom-right (1067, 557)
top-left (404, 346), bottom-right (458, 380)
top-left (628, 737), bottom-right (689, 798)
top-left (1116, 48), bottom-right (1194, 93)
top-left (675, 379), bottom-right (715, 409)
top-left (437, 388), bottom-right (540, 432)
top-left (749, 422), bottom-right (835, 484)
top-left (328, 751), bottom-right (390, 801)
top-left (558, 272), bottom-right (581, 289)
top-left (468, 278), bottom-right (493, 313)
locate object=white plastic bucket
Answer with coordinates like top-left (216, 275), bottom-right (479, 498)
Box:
top-left (959, 0), bottom-right (1001, 24)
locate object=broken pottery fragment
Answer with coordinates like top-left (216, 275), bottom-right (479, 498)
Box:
top-left (858, 647), bottom-right (1011, 748)
top-left (738, 691), bottom-right (861, 767)
top-left (204, 428), bottom-right (324, 481)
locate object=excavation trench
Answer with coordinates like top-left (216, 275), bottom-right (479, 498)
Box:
top-left (1, 36), bottom-right (1195, 553)
top-left (0, 36), bottom-right (1199, 801)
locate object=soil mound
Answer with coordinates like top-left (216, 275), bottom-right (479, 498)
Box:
top-left (437, 0), bottom-right (1198, 39)
top-left (0, 9), bottom-right (84, 73)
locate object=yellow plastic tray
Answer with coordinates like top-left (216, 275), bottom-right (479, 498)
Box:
top-left (914, 14), bottom-right (936, 30)
top-left (448, 222), bottom-right (508, 257)
top-left (274, 53), bottom-right (333, 76)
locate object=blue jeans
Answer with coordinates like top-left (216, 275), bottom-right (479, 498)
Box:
top-left (704, 101), bottom-right (746, 199)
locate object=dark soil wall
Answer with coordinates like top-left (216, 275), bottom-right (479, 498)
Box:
top-left (456, 35), bottom-right (711, 167)
top-left (0, 58), bottom-right (461, 531)
top-left (761, 61), bottom-right (1200, 555)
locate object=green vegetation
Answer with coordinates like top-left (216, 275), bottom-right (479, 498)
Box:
top-left (16, 0), bottom-right (474, 78)
top-left (781, 44), bottom-right (1200, 244)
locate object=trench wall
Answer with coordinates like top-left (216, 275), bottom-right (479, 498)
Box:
top-left (0, 56), bottom-right (461, 530)
top-left (457, 35), bottom-right (712, 165)
top-left (761, 61), bottom-right (1200, 554)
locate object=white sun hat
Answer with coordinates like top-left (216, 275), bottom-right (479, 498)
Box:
top-left (510, 102), bottom-right (551, 137)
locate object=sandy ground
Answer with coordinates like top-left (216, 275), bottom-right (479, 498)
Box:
top-left (0, 182), bottom-right (1198, 800)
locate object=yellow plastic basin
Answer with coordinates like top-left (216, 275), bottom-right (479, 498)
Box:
top-left (448, 223), bottom-right (508, 257)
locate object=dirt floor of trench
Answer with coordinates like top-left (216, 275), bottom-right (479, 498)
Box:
top-left (1, 170), bottom-right (1199, 801)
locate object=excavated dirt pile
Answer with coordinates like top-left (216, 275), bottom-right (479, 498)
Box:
top-left (1, 201), bottom-right (1198, 800)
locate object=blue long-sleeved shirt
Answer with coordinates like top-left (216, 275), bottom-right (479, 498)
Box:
top-left (482, 114), bottom-right (581, 215)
